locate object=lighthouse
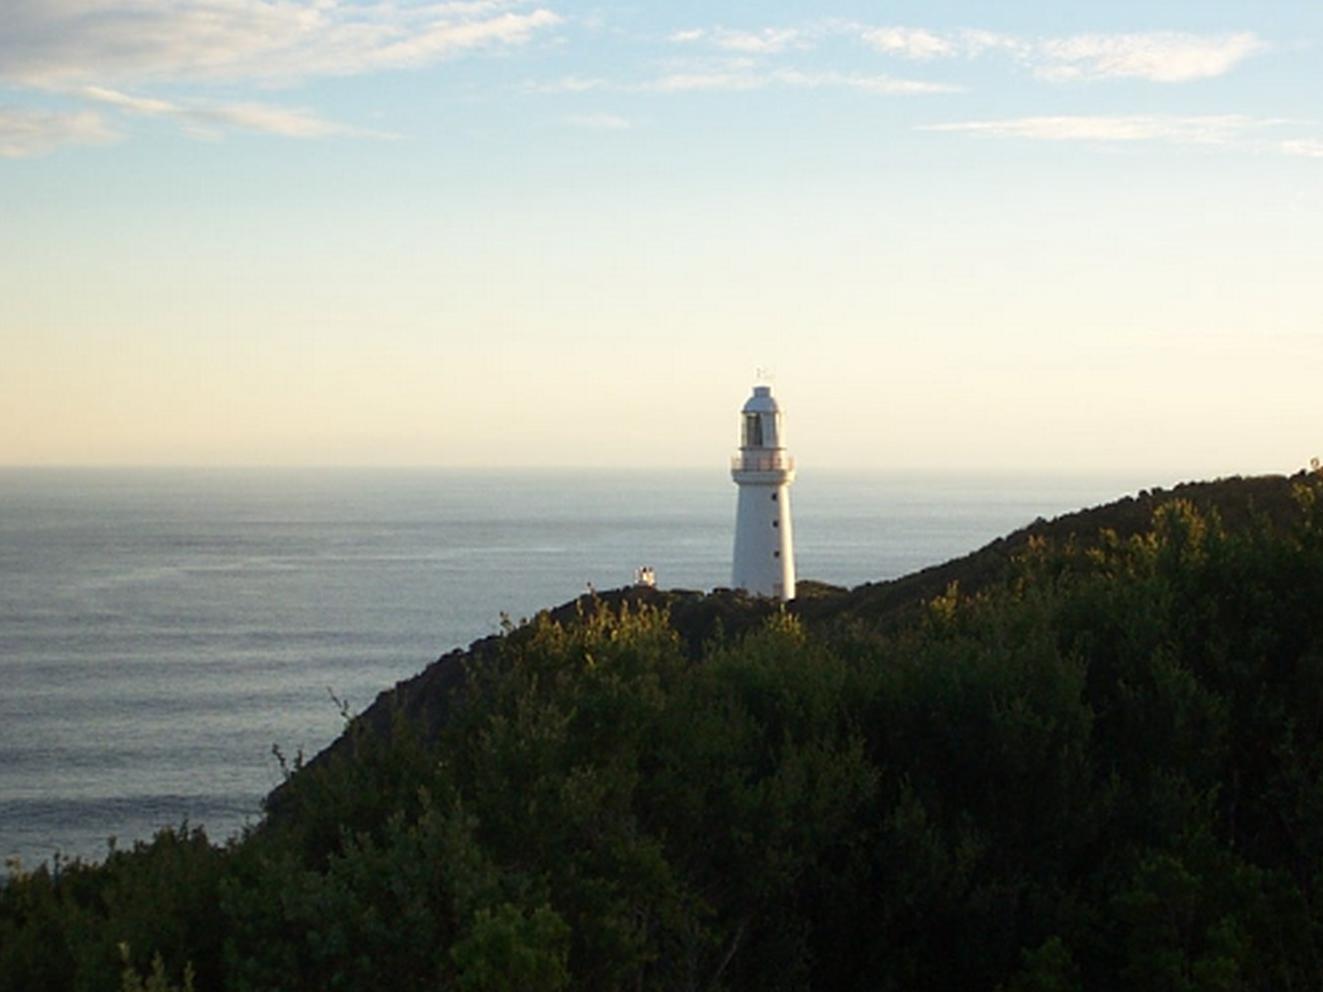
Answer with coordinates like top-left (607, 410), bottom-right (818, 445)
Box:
top-left (731, 385), bottom-right (796, 600)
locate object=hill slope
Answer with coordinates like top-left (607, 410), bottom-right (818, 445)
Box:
top-left (294, 471), bottom-right (1308, 781)
top-left (7, 469), bottom-right (1323, 992)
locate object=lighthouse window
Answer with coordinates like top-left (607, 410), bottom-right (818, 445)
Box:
top-left (772, 519), bottom-right (778, 528)
top-left (744, 413), bottom-right (763, 447)
top-left (773, 550), bottom-right (781, 558)
top-left (770, 492), bottom-right (777, 502)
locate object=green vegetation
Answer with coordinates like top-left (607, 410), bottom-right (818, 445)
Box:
top-left (6, 474), bottom-right (1323, 990)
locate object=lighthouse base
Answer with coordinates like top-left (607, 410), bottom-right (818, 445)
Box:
top-left (732, 482), bottom-right (796, 600)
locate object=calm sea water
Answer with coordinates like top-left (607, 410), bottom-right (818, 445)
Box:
top-left (0, 467), bottom-right (1149, 869)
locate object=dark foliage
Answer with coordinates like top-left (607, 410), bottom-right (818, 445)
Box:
top-left (6, 472), bottom-right (1323, 990)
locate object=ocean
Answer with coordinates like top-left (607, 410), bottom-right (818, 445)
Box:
top-left (0, 467), bottom-right (1149, 869)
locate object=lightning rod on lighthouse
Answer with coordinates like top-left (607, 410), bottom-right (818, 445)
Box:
top-left (730, 385), bottom-right (796, 600)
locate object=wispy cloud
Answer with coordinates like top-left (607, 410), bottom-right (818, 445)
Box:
top-left (0, 1), bottom-right (548, 148)
top-left (1034, 32), bottom-right (1267, 83)
top-left (922, 114), bottom-right (1277, 145)
top-left (1283, 138), bottom-right (1323, 158)
top-left (79, 85), bottom-right (392, 139)
top-left (647, 66), bottom-right (958, 95)
top-left (0, 105), bottom-right (117, 157)
top-left (859, 27), bottom-right (955, 60)
top-left (0, 0), bottom-right (562, 87)
top-left (955, 30), bottom-right (1030, 59)
top-left (713, 28), bottom-right (802, 54)
top-left (668, 22), bottom-right (1266, 85)
top-left (669, 26), bottom-right (802, 54)
top-left (856, 23), bottom-right (1267, 82)
top-left (563, 112), bottom-right (630, 130)
top-left (525, 75), bottom-right (608, 94)
top-left (773, 69), bottom-right (960, 95)
top-left (649, 71), bottom-right (763, 93)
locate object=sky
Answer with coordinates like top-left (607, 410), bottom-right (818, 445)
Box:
top-left (2, 0), bottom-right (1321, 478)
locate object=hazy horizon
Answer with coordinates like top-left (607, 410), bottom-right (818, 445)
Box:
top-left (4, 1), bottom-right (1320, 475)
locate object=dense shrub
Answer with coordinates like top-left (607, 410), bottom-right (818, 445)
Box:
top-left (6, 479), bottom-right (1323, 989)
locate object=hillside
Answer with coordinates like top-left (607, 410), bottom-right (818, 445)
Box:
top-left (5, 468), bottom-right (1323, 992)
top-left (289, 471), bottom-right (1308, 783)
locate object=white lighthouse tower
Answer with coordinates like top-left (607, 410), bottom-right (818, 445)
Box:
top-left (731, 385), bottom-right (796, 600)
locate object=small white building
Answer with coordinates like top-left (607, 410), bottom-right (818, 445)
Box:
top-left (730, 385), bottom-right (796, 600)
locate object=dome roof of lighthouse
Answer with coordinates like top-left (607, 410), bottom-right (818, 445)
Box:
top-left (742, 385), bottom-right (780, 414)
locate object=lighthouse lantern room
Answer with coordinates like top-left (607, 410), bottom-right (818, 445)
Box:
top-left (730, 385), bottom-right (796, 600)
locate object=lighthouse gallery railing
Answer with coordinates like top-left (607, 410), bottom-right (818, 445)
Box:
top-left (731, 453), bottom-right (796, 472)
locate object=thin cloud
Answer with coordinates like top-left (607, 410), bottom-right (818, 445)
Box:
top-left (957, 30), bottom-right (1030, 58)
top-left (649, 71), bottom-right (763, 93)
top-left (1035, 32), bottom-right (1267, 83)
top-left (713, 28), bottom-right (802, 54)
top-left (0, 105), bottom-right (117, 157)
top-left (563, 113), bottom-right (630, 130)
top-left (922, 114), bottom-right (1275, 145)
top-left (560, 53), bottom-right (765, 93)
top-left (668, 22), bottom-right (1266, 85)
top-left (860, 27), bottom-right (954, 60)
top-left (852, 24), bottom-right (1266, 83)
top-left (647, 67), bottom-right (957, 95)
top-left (0, 0), bottom-right (562, 87)
top-left (1283, 138), bottom-right (1323, 158)
top-left (200, 102), bottom-right (390, 139)
top-left (773, 69), bottom-right (960, 95)
top-left (668, 26), bottom-right (801, 54)
top-left (79, 85), bottom-right (391, 139)
top-left (79, 85), bottom-right (176, 115)
top-left (525, 75), bottom-right (608, 94)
